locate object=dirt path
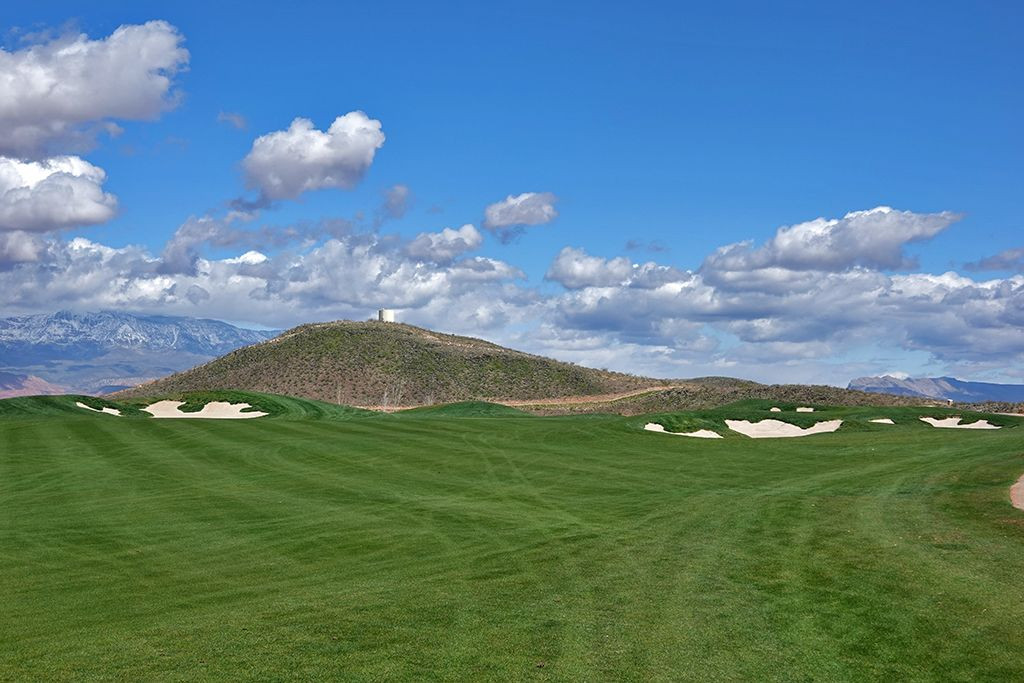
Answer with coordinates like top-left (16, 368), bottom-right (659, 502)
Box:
top-left (1011, 474), bottom-right (1024, 512)
top-left (500, 385), bottom-right (686, 407)
top-left (356, 385), bottom-right (687, 412)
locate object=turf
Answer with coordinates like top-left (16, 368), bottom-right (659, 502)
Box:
top-left (2, 394), bottom-right (1024, 680)
top-left (396, 400), bottom-right (530, 417)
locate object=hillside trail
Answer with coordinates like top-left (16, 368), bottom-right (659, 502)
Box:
top-left (356, 385), bottom-right (688, 412)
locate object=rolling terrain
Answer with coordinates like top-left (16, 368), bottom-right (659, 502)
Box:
top-left (2, 392), bottom-right (1024, 678)
top-left (114, 320), bottom-right (968, 413)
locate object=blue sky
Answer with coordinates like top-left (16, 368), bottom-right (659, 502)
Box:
top-left (0, 1), bottom-right (1021, 384)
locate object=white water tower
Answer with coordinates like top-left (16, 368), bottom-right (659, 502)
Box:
top-left (378, 308), bottom-right (396, 322)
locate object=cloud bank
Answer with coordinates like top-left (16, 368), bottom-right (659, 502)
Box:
top-left (3, 205), bottom-right (1021, 384)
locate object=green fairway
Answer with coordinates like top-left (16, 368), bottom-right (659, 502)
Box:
top-left (2, 394), bottom-right (1024, 680)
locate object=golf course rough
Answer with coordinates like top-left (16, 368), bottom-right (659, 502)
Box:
top-left (2, 392), bottom-right (1024, 679)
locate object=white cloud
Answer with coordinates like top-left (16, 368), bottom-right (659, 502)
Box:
top-left (0, 21), bottom-right (189, 157)
top-left (545, 247), bottom-right (633, 289)
top-left (241, 112), bottom-right (385, 201)
top-left (483, 192), bottom-right (558, 242)
top-left (0, 156), bottom-right (117, 232)
top-left (222, 250), bottom-right (268, 265)
top-left (0, 231), bottom-right (44, 265)
top-left (406, 224), bottom-right (483, 264)
top-left (702, 206), bottom-right (961, 278)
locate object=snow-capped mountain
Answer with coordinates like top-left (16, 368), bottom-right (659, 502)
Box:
top-left (848, 375), bottom-right (1024, 403)
top-left (0, 311), bottom-right (279, 394)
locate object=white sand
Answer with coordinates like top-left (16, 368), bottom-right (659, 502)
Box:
top-left (769, 407), bottom-right (782, 412)
top-left (142, 400), bottom-right (268, 419)
top-left (76, 401), bottom-right (122, 417)
top-left (796, 407), bottom-right (814, 412)
top-left (1011, 474), bottom-right (1024, 512)
top-left (644, 423), bottom-right (723, 439)
top-left (870, 418), bottom-right (895, 425)
top-left (725, 419), bottom-right (843, 438)
top-left (920, 416), bottom-right (999, 430)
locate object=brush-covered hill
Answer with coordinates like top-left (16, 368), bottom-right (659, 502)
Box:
top-left (115, 321), bottom-right (664, 405)
top-left (513, 376), bottom-right (946, 416)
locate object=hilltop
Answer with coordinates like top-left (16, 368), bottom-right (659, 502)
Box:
top-left (115, 321), bottom-right (663, 405)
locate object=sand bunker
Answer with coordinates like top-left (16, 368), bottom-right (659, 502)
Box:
top-left (75, 401), bottom-right (122, 417)
top-left (644, 423), bottom-right (723, 439)
top-left (870, 418), bottom-right (895, 425)
top-left (142, 400), bottom-right (267, 419)
top-left (796, 407), bottom-right (814, 412)
top-left (725, 419), bottom-right (843, 438)
top-left (1011, 474), bottom-right (1024, 512)
top-left (769, 407), bottom-right (782, 412)
top-left (919, 416), bottom-right (1000, 430)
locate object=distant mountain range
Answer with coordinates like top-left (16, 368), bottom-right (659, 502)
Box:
top-left (0, 371), bottom-right (66, 399)
top-left (848, 375), bottom-right (1024, 403)
top-left (0, 311), bottom-right (278, 395)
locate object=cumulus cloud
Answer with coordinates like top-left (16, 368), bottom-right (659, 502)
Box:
top-left (0, 156), bottom-right (117, 232)
top-left (0, 231), bottom-right (44, 266)
top-left (702, 206), bottom-right (961, 278)
top-left (406, 224), bottom-right (483, 264)
top-left (241, 112), bottom-right (385, 202)
top-left (545, 247), bottom-right (633, 289)
top-left (0, 21), bottom-right (189, 157)
top-left (483, 192), bottom-right (558, 242)
top-left (965, 247), bottom-right (1024, 273)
